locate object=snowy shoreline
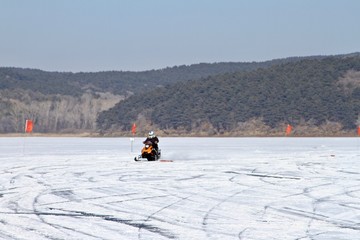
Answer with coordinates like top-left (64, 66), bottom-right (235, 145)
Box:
top-left (0, 133), bottom-right (359, 138)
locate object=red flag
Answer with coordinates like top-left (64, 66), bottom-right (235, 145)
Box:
top-left (358, 126), bottom-right (360, 136)
top-left (131, 123), bottom-right (136, 135)
top-left (25, 120), bottom-right (33, 133)
top-left (285, 124), bottom-right (292, 136)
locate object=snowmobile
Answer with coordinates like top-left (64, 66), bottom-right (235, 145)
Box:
top-left (134, 141), bottom-right (161, 161)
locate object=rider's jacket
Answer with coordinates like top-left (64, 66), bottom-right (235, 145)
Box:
top-left (143, 137), bottom-right (159, 149)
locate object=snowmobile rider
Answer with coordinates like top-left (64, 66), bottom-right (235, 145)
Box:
top-left (143, 131), bottom-right (159, 153)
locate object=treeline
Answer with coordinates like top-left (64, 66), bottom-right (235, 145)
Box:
top-left (0, 55), bottom-right (331, 96)
top-left (97, 56), bottom-right (360, 136)
top-left (1, 53), bottom-right (360, 135)
top-left (0, 56), bottom-right (319, 133)
top-left (0, 89), bottom-right (122, 133)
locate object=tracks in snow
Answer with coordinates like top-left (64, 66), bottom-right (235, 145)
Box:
top-left (1, 149), bottom-right (360, 239)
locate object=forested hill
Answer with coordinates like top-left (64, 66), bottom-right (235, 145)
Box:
top-left (0, 56), bottom-right (321, 96)
top-left (97, 56), bottom-right (360, 136)
top-left (0, 55), bottom-right (331, 133)
top-left (1, 53), bottom-right (360, 134)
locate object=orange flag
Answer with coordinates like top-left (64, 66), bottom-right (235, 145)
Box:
top-left (25, 120), bottom-right (33, 133)
top-left (358, 126), bottom-right (360, 136)
top-left (131, 123), bottom-right (136, 135)
top-left (285, 124), bottom-right (292, 136)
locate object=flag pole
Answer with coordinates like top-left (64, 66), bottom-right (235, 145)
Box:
top-left (23, 119), bottom-right (34, 155)
top-left (130, 123), bottom-right (136, 152)
top-left (130, 137), bottom-right (134, 152)
top-left (23, 120), bottom-right (26, 156)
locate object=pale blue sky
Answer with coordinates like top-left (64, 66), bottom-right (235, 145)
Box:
top-left (1, 0), bottom-right (359, 72)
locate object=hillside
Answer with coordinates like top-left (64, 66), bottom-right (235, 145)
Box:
top-left (97, 56), bottom-right (360, 136)
top-left (0, 57), bottom-right (320, 95)
top-left (0, 57), bottom-right (319, 133)
top-left (1, 53), bottom-right (359, 135)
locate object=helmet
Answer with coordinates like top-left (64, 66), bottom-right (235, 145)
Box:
top-left (148, 131), bottom-right (155, 138)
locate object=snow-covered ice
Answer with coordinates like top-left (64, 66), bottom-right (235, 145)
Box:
top-left (0, 137), bottom-right (359, 239)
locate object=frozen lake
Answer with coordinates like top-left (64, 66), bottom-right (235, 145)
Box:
top-left (0, 137), bottom-right (359, 239)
